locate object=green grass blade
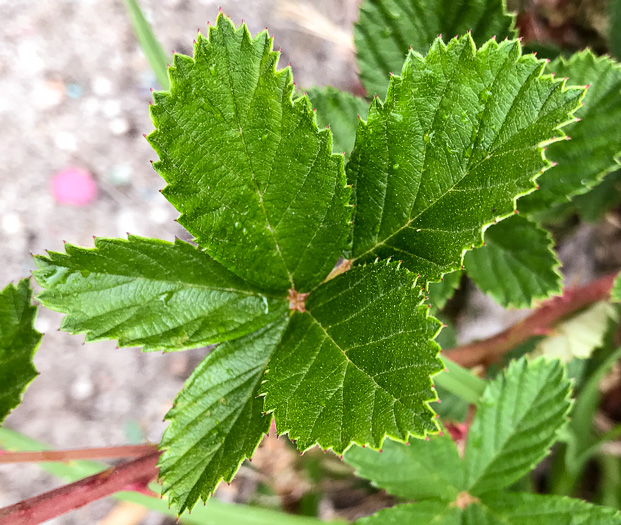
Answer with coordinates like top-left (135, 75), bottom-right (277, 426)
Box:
top-left (124, 0), bottom-right (170, 89)
top-left (435, 357), bottom-right (486, 404)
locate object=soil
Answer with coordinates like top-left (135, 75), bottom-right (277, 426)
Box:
top-left (0, 1), bottom-right (361, 523)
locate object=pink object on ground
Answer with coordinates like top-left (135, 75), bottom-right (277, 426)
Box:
top-left (51, 167), bottom-right (97, 206)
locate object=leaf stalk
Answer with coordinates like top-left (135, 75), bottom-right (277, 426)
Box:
top-left (444, 272), bottom-right (619, 368)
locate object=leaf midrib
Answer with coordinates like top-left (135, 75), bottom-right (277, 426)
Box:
top-left (466, 366), bottom-right (560, 492)
top-left (375, 39), bottom-right (472, 247)
top-left (40, 262), bottom-right (284, 299)
top-left (306, 308), bottom-right (417, 414)
top-left (353, 44), bottom-right (555, 268)
top-left (222, 34), bottom-right (295, 290)
top-left (163, 317), bottom-right (289, 503)
top-left (484, 229), bottom-right (560, 297)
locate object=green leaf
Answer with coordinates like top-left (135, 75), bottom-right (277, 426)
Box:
top-left (463, 357), bottom-right (571, 494)
top-left (571, 167), bottom-right (621, 222)
top-left (123, 0), bottom-right (170, 89)
top-left (357, 502), bottom-right (460, 525)
top-left (307, 86), bottom-right (369, 158)
top-left (519, 52), bottom-right (621, 214)
top-left (612, 272), bottom-right (621, 302)
top-left (434, 316), bottom-right (457, 349)
top-left (610, 0), bottom-right (621, 61)
top-left (261, 261), bottom-right (443, 453)
top-left (532, 302), bottom-right (619, 362)
top-left (358, 493), bottom-right (621, 524)
top-left (566, 346), bottom-right (621, 470)
top-left (148, 14), bottom-right (351, 293)
top-left (0, 279), bottom-right (41, 424)
top-left (522, 42), bottom-right (565, 62)
top-left (33, 236), bottom-right (287, 352)
top-left (436, 357), bottom-right (486, 405)
top-left (427, 270), bottom-right (462, 310)
top-left (159, 317), bottom-right (288, 514)
top-left (433, 384), bottom-right (469, 422)
top-left (344, 433), bottom-right (463, 502)
top-left (475, 491), bottom-right (621, 524)
top-left (347, 35), bottom-right (583, 284)
top-left (431, 322), bottom-right (470, 421)
top-left (355, 0), bottom-right (516, 98)
top-left (464, 215), bottom-right (562, 308)
top-left (598, 454), bottom-right (621, 509)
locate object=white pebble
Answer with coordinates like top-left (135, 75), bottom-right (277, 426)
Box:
top-left (148, 205), bottom-right (170, 224)
top-left (70, 377), bottom-right (94, 401)
top-left (2, 212), bottom-right (23, 234)
top-left (116, 209), bottom-right (139, 236)
top-left (102, 98), bottom-right (122, 118)
top-left (32, 80), bottom-right (64, 110)
top-left (33, 315), bottom-right (51, 334)
top-left (54, 131), bottom-right (77, 151)
top-left (92, 76), bottom-right (112, 96)
top-left (109, 117), bottom-right (129, 135)
top-left (17, 41), bottom-right (44, 73)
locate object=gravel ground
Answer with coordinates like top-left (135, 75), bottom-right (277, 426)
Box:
top-left (1, 0), bottom-right (618, 524)
top-left (0, 1), bottom-right (359, 523)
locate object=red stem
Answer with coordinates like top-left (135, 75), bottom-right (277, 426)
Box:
top-left (0, 444), bottom-right (157, 463)
top-left (0, 450), bottom-right (161, 525)
top-left (445, 272), bottom-right (618, 368)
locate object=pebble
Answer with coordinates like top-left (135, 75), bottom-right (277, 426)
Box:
top-left (70, 376), bottom-right (95, 401)
top-left (17, 40), bottom-right (44, 73)
top-left (54, 131), bottom-right (77, 151)
top-left (102, 98), bottom-right (122, 118)
top-left (109, 117), bottom-right (130, 135)
top-left (65, 83), bottom-right (83, 99)
top-left (80, 96), bottom-right (100, 116)
top-left (148, 205), bottom-right (171, 224)
top-left (1, 212), bottom-right (23, 234)
top-left (32, 79), bottom-right (65, 109)
top-left (116, 209), bottom-right (140, 236)
top-left (51, 167), bottom-right (97, 206)
top-left (91, 75), bottom-right (112, 96)
top-left (33, 315), bottom-right (51, 334)
top-left (105, 164), bottom-right (133, 186)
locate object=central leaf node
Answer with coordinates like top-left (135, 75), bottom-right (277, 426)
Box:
top-left (288, 289), bottom-right (309, 313)
top-left (453, 491), bottom-right (480, 510)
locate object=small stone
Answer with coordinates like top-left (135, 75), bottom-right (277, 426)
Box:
top-left (102, 98), bottom-right (122, 118)
top-left (54, 132), bottom-right (78, 152)
top-left (33, 315), bottom-right (51, 334)
top-left (65, 83), bottom-right (83, 99)
top-left (1, 212), bottom-right (23, 234)
top-left (70, 376), bottom-right (95, 401)
top-left (109, 117), bottom-right (129, 135)
top-left (105, 164), bottom-right (133, 186)
top-left (51, 167), bottom-right (97, 206)
top-left (17, 40), bottom-right (44, 72)
top-left (149, 205), bottom-right (170, 225)
top-left (116, 209), bottom-right (139, 236)
top-left (32, 79), bottom-right (65, 109)
top-left (92, 76), bottom-right (113, 96)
